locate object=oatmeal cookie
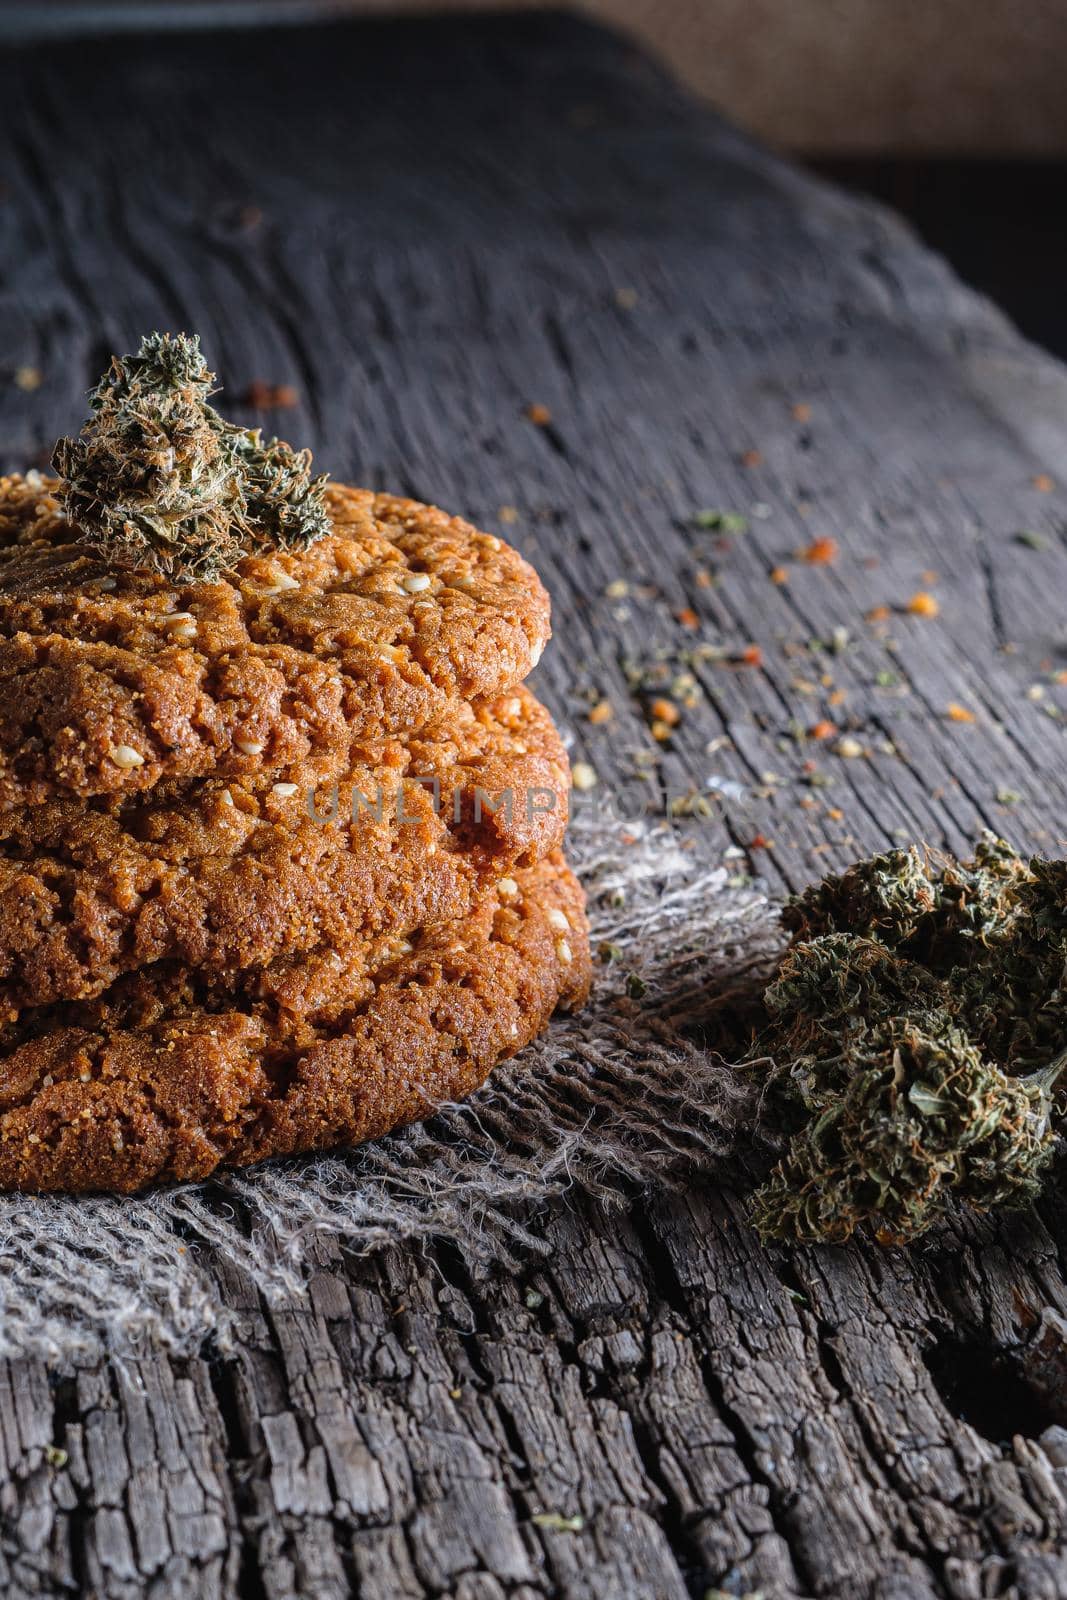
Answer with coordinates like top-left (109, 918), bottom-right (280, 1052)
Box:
top-left (0, 852), bottom-right (590, 1192)
top-left (0, 477), bottom-right (550, 805)
top-left (0, 687), bottom-right (569, 1012)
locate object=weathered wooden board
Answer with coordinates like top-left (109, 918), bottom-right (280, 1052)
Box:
top-left (1, 13), bottom-right (1067, 1598)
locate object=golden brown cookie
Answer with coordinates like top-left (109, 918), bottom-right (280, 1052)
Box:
top-left (0, 687), bottom-right (569, 1013)
top-left (0, 476), bottom-right (550, 806)
top-left (0, 852), bottom-right (590, 1193)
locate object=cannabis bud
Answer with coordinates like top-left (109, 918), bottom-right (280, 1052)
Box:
top-left (52, 332), bottom-right (329, 581)
top-left (753, 1023), bottom-right (1064, 1246)
top-left (749, 834), bottom-right (1067, 1246)
top-left (782, 846), bottom-right (939, 947)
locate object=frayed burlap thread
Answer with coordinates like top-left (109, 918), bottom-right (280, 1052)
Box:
top-left (0, 817), bottom-right (781, 1365)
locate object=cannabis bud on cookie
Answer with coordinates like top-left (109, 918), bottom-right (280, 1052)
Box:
top-left (52, 331), bottom-right (329, 580)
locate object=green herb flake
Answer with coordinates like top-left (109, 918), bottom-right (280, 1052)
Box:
top-left (693, 509), bottom-right (749, 534)
top-left (532, 1512), bottom-right (585, 1533)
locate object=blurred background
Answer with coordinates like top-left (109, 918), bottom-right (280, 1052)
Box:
top-left (7, 0), bottom-right (1067, 153)
top-left (6, 0), bottom-right (1067, 353)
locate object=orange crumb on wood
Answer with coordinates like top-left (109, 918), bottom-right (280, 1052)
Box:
top-left (802, 536), bottom-right (838, 565)
top-left (649, 698), bottom-right (680, 726)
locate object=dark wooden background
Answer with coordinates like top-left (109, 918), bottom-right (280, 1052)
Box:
top-left (3, 13), bottom-right (1067, 1598)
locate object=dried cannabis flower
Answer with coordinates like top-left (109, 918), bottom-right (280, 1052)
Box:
top-left (750, 833), bottom-right (1067, 1246)
top-left (52, 332), bottom-right (329, 581)
top-left (753, 1022), bottom-right (1065, 1246)
top-left (782, 846), bottom-right (939, 948)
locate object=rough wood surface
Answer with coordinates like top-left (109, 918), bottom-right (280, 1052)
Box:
top-left (2, 13), bottom-right (1067, 1598)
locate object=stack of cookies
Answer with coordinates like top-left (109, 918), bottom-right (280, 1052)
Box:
top-left (0, 464), bottom-right (589, 1193)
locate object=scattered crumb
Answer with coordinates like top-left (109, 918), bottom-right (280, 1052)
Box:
top-left (498, 504), bottom-right (519, 524)
top-left (615, 287), bottom-right (639, 309)
top-left (835, 735), bottom-right (864, 758)
top-left (946, 702), bottom-right (976, 723)
top-left (739, 644), bottom-right (763, 667)
top-left (14, 366), bottom-right (42, 392)
top-left (673, 672), bottom-right (699, 708)
top-left (865, 604), bottom-right (891, 623)
top-left (587, 699), bottom-right (613, 725)
top-left (810, 720), bottom-right (837, 741)
top-left (525, 403), bottom-right (552, 426)
top-left (675, 606), bottom-right (700, 630)
top-left (740, 448), bottom-right (763, 469)
top-left (571, 761), bottom-right (598, 791)
top-left (801, 536), bottom-right (838, 565)
top-left (649, 697), bottom-right (680, 727)
top-left (770, 565), bottom-right (789, 585)
top-left (245, 380), bottom-right (299, 410)
top-left (906, 591), bottom-right (940, 618)
top-left (792, 402), bottom-right (812, 422)
top-left (1033, 473), bottom-right (1055, 493)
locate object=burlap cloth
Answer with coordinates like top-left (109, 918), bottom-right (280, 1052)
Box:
top-left (0, 816), bottom-right (781, 1365)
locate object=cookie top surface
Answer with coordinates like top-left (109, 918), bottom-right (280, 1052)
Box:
top-left (0, 475), bottom-right (551, 805)
top-left (0, 687), bottom-right (571, 1011)
top-left (0, 852), bottom-right (590, 1192)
